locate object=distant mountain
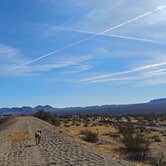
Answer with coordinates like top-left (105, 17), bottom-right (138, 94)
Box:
top-left (34, 105), bottom-right (55, 112)
top-left (150, 98), bottom-right (166, 104)
top-left (0, 98), bottom-right (166, 116)
top-left (0, 106), bottom-right (34, 115)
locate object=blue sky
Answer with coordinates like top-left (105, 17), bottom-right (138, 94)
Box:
top-left (0, 0), bottom-right (166, 107)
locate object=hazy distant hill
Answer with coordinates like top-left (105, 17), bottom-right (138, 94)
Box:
top-left (0, 98), bottom-right (166, 116)
top-left (150, 98), bottom-right (166, 104)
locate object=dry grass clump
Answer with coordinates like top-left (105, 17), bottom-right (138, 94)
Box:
top-left (7, 130), bottom-right (29, 142)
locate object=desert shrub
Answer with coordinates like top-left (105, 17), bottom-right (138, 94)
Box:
top-left (92, 116), bottom-right (97, 121)
top-left (84, 124), bottom-right (89, 127)
top-left (81, 130), bottom-right (99, 143)
top-left (107, 132), bottom-right (120, 138)
top-left (64, 124), bottom-right (70, 127)
top-left (162, 132), bottom-right (166, 137)
top-left (63, 119), bottom-right (70, 123)
top-left (118, 124), bottom-right (149, 161)
top-left (91, 123), bottom-right (97, 127)
top-left (152, 135), bottom-right (162, 142)
top-left (0, 116), bottom-right (10, 125)
top-left (51, 116), bottom-right (60, 126)
top-left (34, 110), bottom-right (60, 126)
top-left (76, 123), bottom-right (80, 126)
top-left (154, 153), bottom-right (166, 166)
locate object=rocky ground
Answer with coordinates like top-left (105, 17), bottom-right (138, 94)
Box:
top-left (0, 116), bottom-right (132, 166)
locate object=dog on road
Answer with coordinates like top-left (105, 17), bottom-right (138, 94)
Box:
top-left (35, 130), bottom-right (42, 145)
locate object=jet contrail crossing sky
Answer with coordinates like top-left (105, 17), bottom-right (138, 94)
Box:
top-left (16, 5), bottom-right (166, 67)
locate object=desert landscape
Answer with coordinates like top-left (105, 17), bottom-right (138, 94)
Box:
top-left (0, 115), bottom-right (133, 166)
top-left (1, 0), bottom-right (166, 166)
top-left (56, 114), bottom-right (166, 166)
top-left (0, 105), bottom-right (166, 166)
top-left (1, 110), bottom-right (165, 166)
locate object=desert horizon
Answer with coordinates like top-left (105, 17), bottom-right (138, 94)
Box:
top-left (0, 0), bottom-right (166, 165)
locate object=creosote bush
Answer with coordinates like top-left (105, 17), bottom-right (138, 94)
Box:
top-left (81, 130), bottom-right (99, 143)
top-left (118, 124), bottom-right (149, 161)
top-left (34, 110), bottom-right (60, 126)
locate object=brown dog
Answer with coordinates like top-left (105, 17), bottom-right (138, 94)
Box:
top-left (35, 130), bottom-right (42, 145)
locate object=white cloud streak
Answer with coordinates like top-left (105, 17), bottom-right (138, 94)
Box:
top-left (53, 27), bottom-right (159, 44)
top-left (143, 68), bottom-right (166, 76)
top-left (80, 62), bottom-right (166, 83)
top-left (83, 68), bottom-right (166, 84)
top-left (0, 42), bottom-right (95, 76)
top-left (64, 65), bottom-right (91, 74)
top-left (15, 4), bottom-right (166, 68)
top-left (0, 44), bottom-right (25, 63)
top-left (10, 54), bottom-right (96, 76)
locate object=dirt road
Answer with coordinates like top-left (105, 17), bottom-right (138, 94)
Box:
top-left (0, 116), bottom-right (132, 166)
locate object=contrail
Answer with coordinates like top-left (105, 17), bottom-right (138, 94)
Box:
top-left (88, 76), bottom-right (144, 83)
top-left (88, 69), bottom-right (166, 83)
top-left (56, 27), bottom-right (159, 43)
top-left (88, 68), bottom-right (166, 83)
top-left (80, 62), bottom-right (166, 82)
top-left (18, 5), bottom-right (166, 67)
top-left (102, 5), bottom-right (166, 33)
top-left (145, 68), bottom-right (166, 75)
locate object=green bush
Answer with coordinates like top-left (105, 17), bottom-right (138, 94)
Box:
top-left (34, 110), bottom-right (60, 126)
top-left (0, 116), bottom-right (9, 125)
top-left (81, 130), bottom-right (99, 143)
top-left (119, 124), bottom-right (149, 161)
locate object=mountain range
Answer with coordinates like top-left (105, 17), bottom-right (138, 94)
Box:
top-left (0, 98), bottom-right (166, 116)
